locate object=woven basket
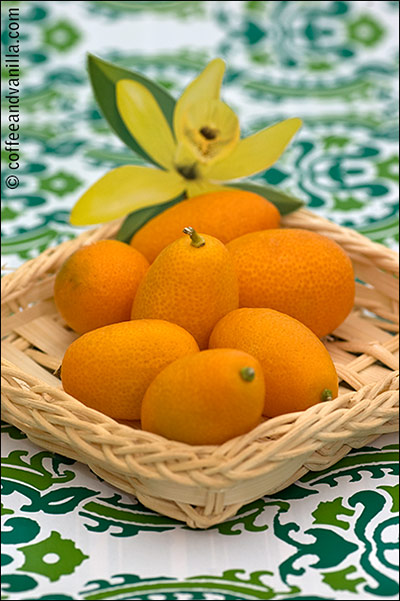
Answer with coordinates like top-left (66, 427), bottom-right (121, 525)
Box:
top-left (1, 208), bottom-right (399, 529)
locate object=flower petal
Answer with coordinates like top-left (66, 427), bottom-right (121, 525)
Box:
top-left (204, 118), bottom-right (302, 181)
top-left (176, 99), bottom-right (240, 165)
top-left (116, 80), bottom-right (177, 170)
top-left (70, 166), bottom-right (185, 225)
top-left (173, 58), bottom-right (225, 140)
top-left (185, 179), bottom-right (231, 198)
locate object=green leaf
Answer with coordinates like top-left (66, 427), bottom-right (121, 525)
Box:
top-left (322, 566), bottom-right (366, 593)
top-left (311, 497), bottom-right (354, 530)
top-left (378, 484), bottom-right (399, 513)
top-left (227, 181), bottom-right (304, 215)
top-left (87, 54), bottom-right (176, 167)
top-left (116, 193), bottom-right (186, 243)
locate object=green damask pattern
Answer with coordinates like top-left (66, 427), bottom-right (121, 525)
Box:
top-left (1, 1), bottom-right (399, 599)
top-left (1, 0), bottom-right (398, 271)
top-left (1, 432), bottom-right (399, 599)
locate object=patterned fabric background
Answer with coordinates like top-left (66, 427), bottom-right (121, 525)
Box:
top-left (1, 0), bottom-right (399, 271)
top-left (1, 1), bottom-right (399, 600)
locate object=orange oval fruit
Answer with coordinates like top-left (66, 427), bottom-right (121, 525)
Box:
top-left (61, 319), bottom-right (199, 420)
top-left (209, 308), bottom-right (338, 417)
top-left (131, 228), bottom-right (239, 349)
top-left (141, 348), bottom-right (265, 445)
top-left (54, 239), bottom-right (149, 334)
top-left (130, 189), bottom-right (280, 262)
top-left (227, 228), bottom-right (355, 338)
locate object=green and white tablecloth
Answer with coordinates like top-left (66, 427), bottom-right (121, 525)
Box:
top-left (1, 1), bottom-right (399, 600)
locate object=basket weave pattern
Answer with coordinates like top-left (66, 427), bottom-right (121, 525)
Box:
top-left (1, 209), bottom-right (399, 528)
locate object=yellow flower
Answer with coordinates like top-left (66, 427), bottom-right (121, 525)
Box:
top-left (70, 59), bottom-right (302, 225)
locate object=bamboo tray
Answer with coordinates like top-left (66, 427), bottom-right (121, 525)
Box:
top-left (1, 208), bottom-right (399, 529)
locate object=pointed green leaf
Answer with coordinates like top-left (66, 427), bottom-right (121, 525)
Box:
top-left (116, 193), bottom-right (186, 243)
top-left (87, 54), bottom-right (176, 167)
top-left (378, 484), bottom-right (399, 513)
top-left (322, 566), bottom-right (366, 593)
top-left (312, 497), bottom-right (354, 530)
top-left (227, 181), bottom-right (304, 215)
